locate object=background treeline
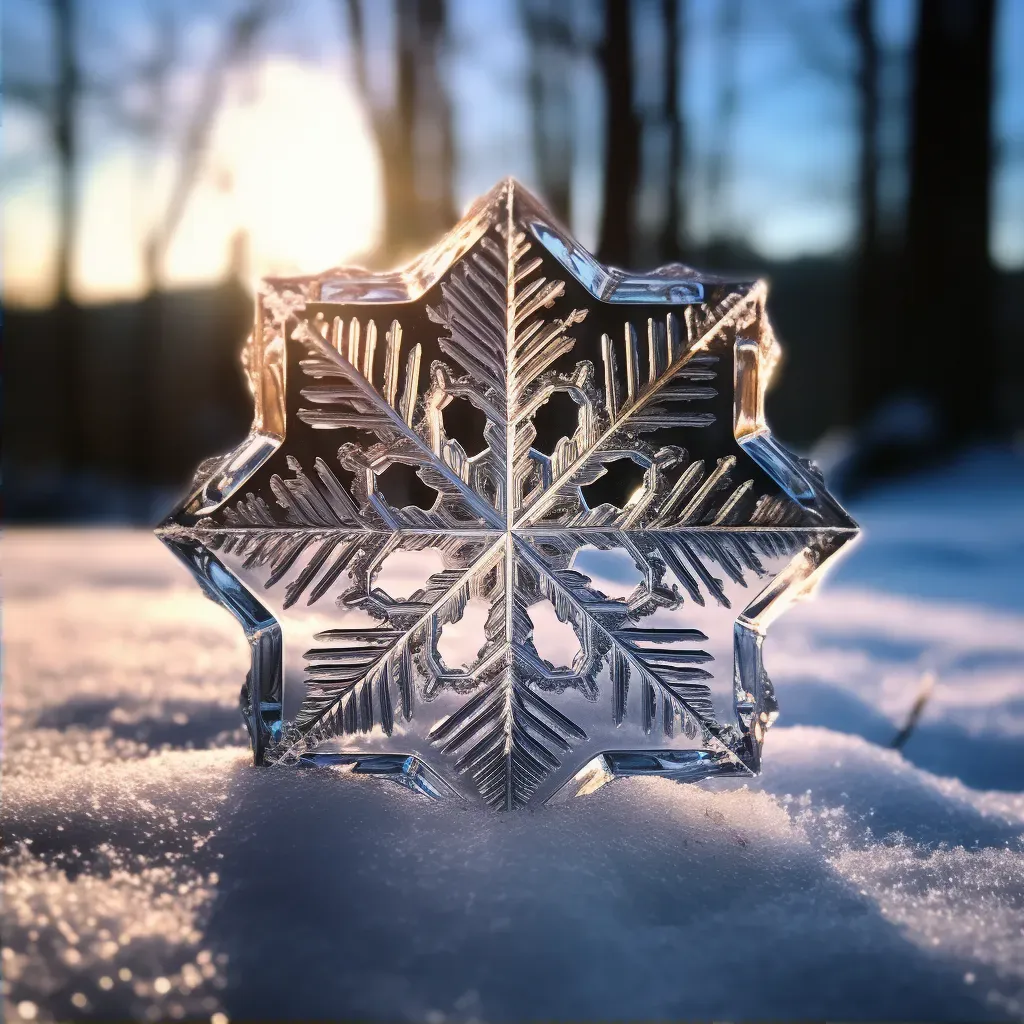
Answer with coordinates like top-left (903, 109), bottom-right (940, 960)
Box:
top-left (5, 0), bottom-right (1022, 521)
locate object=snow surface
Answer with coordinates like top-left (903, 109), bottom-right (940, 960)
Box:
top-left (4, 449), bottom-right (1024, 1021)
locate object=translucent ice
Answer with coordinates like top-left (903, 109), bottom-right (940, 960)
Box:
top-left (157, 179), bottom-right (857, 808)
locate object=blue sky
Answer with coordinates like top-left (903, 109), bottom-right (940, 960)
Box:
top-left (3, 0), bottom-right (1022, 306)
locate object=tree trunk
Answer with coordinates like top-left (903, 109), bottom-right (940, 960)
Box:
top-left (848, 0), bottom-right (881, 425)
top-left (345, 0), bottom-right (455, 264)
top-left (52, 0), bottom-right (78, 305)
top-left (385, 0), bottom-right (420, 258)
top-left (904, 0), bottom-right (996, 441)
top-left (133, 1), bottom-right (270, 499)
top-left (51, 0), bottom-right (85, 475)
top-left (596, 0), bottom-right (640, 267)
top-left (706, 0), bottom-right (739, 245)
top-left (414, 0), bottom-right (458, 239)
top-left (658, 0), bottom-right (686, 262)
top-left (522, 0), bottom-right (575, 227)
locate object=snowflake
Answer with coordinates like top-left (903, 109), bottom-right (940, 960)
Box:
top-left (158, 179), bottom-right (858, 810)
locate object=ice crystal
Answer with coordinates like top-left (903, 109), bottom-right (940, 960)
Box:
top-left (158, 179), bottom-right (857, 809)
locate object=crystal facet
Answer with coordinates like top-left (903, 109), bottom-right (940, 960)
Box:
top-left (157, 179), bottom-right (858, 810)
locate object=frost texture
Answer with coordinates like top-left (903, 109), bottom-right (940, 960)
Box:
top-left (157, 179), bottom-right (857, 808)
top-left (4, 446), bottom-right (1024, 1022)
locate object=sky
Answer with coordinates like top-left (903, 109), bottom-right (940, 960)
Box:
top-left (2, 0), bottom-right (1023, 308)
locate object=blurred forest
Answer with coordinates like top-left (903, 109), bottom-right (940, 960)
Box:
top-left (4, 0), bottom-right (1023, 521)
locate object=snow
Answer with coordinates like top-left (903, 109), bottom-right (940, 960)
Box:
top-left (4, 449), bottom-right (1024, 1021)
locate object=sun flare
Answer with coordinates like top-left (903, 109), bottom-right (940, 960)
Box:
top-left (170, 57), bottom-right (383, 288)
top-left (3, 58), bottom-right (383, 307)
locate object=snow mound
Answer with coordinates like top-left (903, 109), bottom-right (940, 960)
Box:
top-left (4, 451), bottom-right (1024, 1020)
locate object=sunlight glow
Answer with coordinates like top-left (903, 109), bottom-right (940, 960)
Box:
top-left (3, 58), bottom-right (382, 307)
top-left (3, 176), bottom-right (60, 307)
top-left (197, 57), bottom-right (383, 285)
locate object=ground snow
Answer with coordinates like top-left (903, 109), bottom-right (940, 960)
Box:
top-left (4, 450), bottom-right (1024, 1021)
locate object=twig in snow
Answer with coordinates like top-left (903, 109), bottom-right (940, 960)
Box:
top-left (891, 670), bottom-right (936, 750)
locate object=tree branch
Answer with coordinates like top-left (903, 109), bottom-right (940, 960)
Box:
top-left (146, 0), bottom-right (275, 285)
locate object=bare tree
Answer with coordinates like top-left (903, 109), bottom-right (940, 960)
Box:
top-left (78, 0), bottom-right (273, 289)
top-left (8, 0), bottom-right (90, 471)
top-left (48, 0), bottom-right (86, 474)
top-left (49, 0), bottom-right (81, 307)
top-left (773, 0), bottom-right (882, 431)
top-left (520, 0), bottom-right (577, 226)
top-left (6, 1), bottom-right (83, 305)
top-left (848, 0), bottom-right (882, 423)
top-left (705, 0), bottom-right (740, 245)
top-left (143, 0), bottom-right (274, 289)
top-left (903, 0), bottom-right (997, 443)
top-left (596, 0), bottom-right (640, 266)
top-left (342, 0), bottom-right (457, 264)
top-left (658, 0), bottom-right (686, 261)
top-left (415, 0), bottom-right (457, 239)
top-left (851, 0), bottom-right (879, 266)
top-left (126, 0), bottom-right (274, 496)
